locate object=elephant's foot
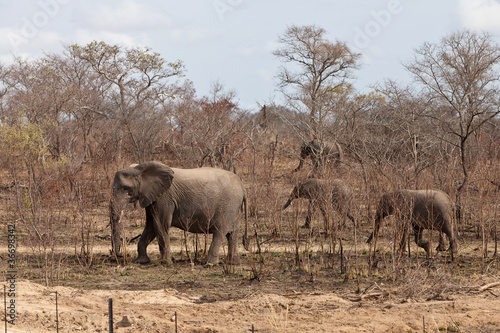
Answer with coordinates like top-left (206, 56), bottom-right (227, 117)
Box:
top-left (111, 250), bottom-right (123, 258)
top-left (436, 243), bottom-right (447, 252)
top-left (205, 255), bottom-right (220, 266)
top-left (242, 236), bottom-right (250, 251)
top-left (226, 255), bottom-right (241, 265)
top-left (159, 257), bottom-right (173, 266)
top-left (134, 255), bottom-right (151, 264)
top-left (442, 245), bottom-right (458, 254)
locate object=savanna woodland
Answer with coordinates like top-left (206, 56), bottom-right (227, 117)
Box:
top-left (1, 26), bottom-right (500, 332)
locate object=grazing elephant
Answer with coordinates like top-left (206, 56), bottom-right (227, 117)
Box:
top-left (109, 162), bottom-right (247, 265)
top-left (293, 140), bottom-right (343, 175)
top-left (282, 178), bottom-right (355, 231)
top-left (367, 189), bottom-right (458, 259)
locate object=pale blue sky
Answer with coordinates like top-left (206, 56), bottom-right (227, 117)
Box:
top-left (1, 0), bottom-right (500, 110)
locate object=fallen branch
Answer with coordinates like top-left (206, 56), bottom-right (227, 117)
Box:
top-left (476, 281), bottom-right (500, 293)
top-left (345, 291), bottom-right (388, 302)
top-left (465, 281), bottom-right (500, 294)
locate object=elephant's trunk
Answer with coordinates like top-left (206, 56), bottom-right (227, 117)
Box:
top-left (293, 158), bottom-right (304, 172)
top-left (282, 198), bottom-right (293, 210)
top-left (283, 184), bottom-right (300, 210)
top-left (109, 198), bottom-right (124, 257)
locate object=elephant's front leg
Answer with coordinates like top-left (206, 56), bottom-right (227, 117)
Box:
top-left (398, 225), bottom-right (409, 256)
top-left (135, 212), bottom-right (156, 264)
top-left (413, 225), bottom-right (430, 257)
top-left (436, 232), bottom-right (447, 252)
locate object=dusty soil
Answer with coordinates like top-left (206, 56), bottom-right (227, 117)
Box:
top-left (4, 278), bottom-right (500, 333)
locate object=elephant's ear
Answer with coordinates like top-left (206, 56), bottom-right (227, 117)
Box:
top-left (136, 162), bottom-right (174, 208)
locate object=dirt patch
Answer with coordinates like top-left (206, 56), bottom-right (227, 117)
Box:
top-left (3, 279), bottom-right (499, 333)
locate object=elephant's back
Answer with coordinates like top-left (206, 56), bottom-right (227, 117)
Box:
top-left (170, 167), bottom-right (245, 199)
top-left (408, 189), bottom-right (453, 218)
top-left (414, 189), bottom-right (452, 203)
top-left (171, 167), bottom-right (243, 184)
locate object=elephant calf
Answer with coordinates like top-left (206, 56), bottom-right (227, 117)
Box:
top-left (109, 162), bottom-right (247, 265)
top-left (282, 178), bottom-right (355, 231)
top-left (367, 189), bottom-right (458, 259)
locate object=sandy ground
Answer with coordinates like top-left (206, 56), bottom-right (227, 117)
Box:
top-left (2, 280), bottom-right (499, 333)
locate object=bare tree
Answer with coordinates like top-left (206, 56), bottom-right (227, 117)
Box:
top-left (376, 80), bottom-right (437, 188)
top-left (169, 81), bottom-right (247, 170)
top-left (1, 56), bottom-right (77, 160)
top-left (41, 51), bottom-right (110, 163)
top-left (274, 25), bottom-right (360, 138)
top-left (68, 41), bottom-right (184, 162)
top-left (405, 30), bottom-right (500, 214)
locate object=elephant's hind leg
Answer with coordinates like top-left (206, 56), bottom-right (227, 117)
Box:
top-left (398, 228), bottom-right (409, 256)
top-left (440, 221), bottom-right (458, 254)
top-left (156, 232), bottom-right (173, 265)
top-left (226, 230), bottom-right (241, 265)
top-left (206, 230), bottom-right (223, 265)
top-left (303, 200), bottom-right (316, 229)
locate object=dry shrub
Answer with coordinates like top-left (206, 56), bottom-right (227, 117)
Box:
top-left (393, 263), bottom-right (458, 300)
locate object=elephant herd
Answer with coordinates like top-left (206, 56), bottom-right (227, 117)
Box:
top-left (109, 141), bottom-right (458, 266)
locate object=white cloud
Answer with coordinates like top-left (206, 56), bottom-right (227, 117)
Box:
top-left (77, 1), bottom-right (172, 31)
top-left (168, 27), bottom-right (208, 44)
top-left (265, 40), bottom-right (279, 52)
top-left (257, 68), bottom-right (274, 83)
top-left (459, 0), bottom-right (500, 32)
top-left (235, 46), bottom-right (254, 57)
top-left (186, 28), bottom-right (207, 43)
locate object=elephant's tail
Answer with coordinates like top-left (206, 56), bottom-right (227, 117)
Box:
top-left (242, 192), bottom-right (249, 251)
top-left (366, 232), bottom-right (374, 244)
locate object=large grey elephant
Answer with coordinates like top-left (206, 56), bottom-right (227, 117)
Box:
top-left (282, 178), bottom-right (355, 231)
top-left (109, 162), bottom-right (247, 265)
top-left (293, 140), bottom-right (343, 174)
top-left (367, 189), bottom-right (458, 259)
